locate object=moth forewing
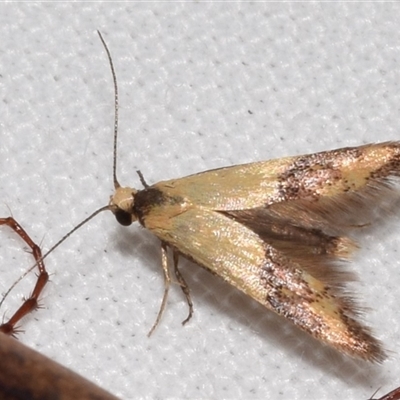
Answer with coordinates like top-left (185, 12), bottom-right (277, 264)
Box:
top-left (110, 141), bottom-right (400, 362)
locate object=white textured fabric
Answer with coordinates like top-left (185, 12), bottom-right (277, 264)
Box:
top-left (1, 3), bottom-right (400, 399)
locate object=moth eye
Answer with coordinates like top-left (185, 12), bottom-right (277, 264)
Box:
top-left (115, 209), bottom-right (132, 226)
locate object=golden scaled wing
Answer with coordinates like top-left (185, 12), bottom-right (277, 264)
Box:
top-left (154, 141), bottom-right (400, 213)
top-left (147, 206), bottom-right (385, 362)
top-left (143, 142), bottom-right (400, 361)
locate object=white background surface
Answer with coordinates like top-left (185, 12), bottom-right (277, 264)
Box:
top-left (1, 3), bottom-right (400, 400)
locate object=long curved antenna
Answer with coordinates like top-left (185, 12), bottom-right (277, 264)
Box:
top-left (1, 32), bottom-right (117, 312)
top-left (97, 30), bottom-right (120, 189)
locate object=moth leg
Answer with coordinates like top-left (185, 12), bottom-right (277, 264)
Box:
top-left (172, 250), bottom-right (193, 326)
top-left (0, 217), bottom-right (49, 336)
top-left (148, 242), bottom-right (171, 336)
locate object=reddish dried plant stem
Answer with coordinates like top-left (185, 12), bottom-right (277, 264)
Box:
top-left (373, 386), bottom-right (400, 400)
top-left (0, 217), bottom-right (49, 335)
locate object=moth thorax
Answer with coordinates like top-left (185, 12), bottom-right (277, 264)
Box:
top-left (109, 186), bottom-right (138, 226)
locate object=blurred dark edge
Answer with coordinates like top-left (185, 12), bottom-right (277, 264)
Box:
top-left (0, 333), bottom-right (120, 400)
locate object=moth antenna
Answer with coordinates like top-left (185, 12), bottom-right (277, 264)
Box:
top-left (0, 205), bottom-right (110, 310)
top-left (136, 170), bottom-right (149, 188)
top-left (97, 30), bottom-right (120, 190)
top-left (1, 33), bottom-right (117, 319)
top-left (369, 387), bottom-right (381, 400)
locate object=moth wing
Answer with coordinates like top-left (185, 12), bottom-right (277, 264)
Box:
top-left (154, 155), bottom-right (292, 210)
top-left (147, 206), bottom-right (385, 362)
top-left (155, 141), bottom-right (400, 216)
top-left (144, 142), bottom-right (400, 361)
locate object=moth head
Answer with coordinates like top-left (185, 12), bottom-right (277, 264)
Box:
top-left (109, 186), bottom-right (138, 226)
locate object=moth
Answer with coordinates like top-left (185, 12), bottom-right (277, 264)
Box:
top-left (1, 32), bottom-right (399, 364)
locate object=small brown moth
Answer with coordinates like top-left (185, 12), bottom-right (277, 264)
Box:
top-left (0, 32), bottom-right (399, 363)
